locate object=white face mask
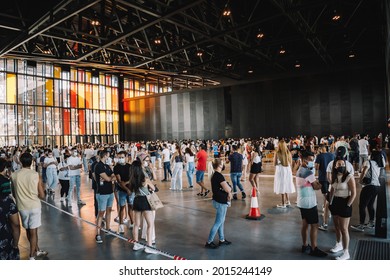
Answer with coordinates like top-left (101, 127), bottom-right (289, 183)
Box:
top-left (118, 158), bottom-right (125, 164)
top-left (73, 151), bottom-right (78, 156)
top-left (143, 161), bottom-right (148, 167)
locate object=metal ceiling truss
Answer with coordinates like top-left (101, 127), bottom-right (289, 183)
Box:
top-left (0, 0), bottom-right (384, 84)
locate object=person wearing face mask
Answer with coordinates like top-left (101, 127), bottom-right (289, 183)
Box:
top-left (43, 149), bottom-right (59, 195)
top-left (170, 145), bottom-right (184, 191)
top-left (57, 154), bottom-right (70, 202)
top-left (328, 158), bottom-right (357, 260)
top-left (113, 151), bottom-right (133, 233)
top-left (205, 158), bottom-right (232, 249)
top-left (66, 148), bottom-right (85, 206)
top-left (94, 150), bottom-right (117, 243)
top-left (315, 145), bottom-right (335, 231)
top-left (296, 150), bottom-right (327, 257)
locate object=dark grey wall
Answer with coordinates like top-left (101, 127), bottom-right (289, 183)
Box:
top-left (123, 67), bottom-right (387, 140)
top-left (124, 88), bottom-right (226, 140)
top-left (229, 67), bottom-right (387, 138)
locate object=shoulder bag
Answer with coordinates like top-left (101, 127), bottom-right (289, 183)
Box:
top-left (139, 187), bottom-right (164, 210)
top-left (361, 160), bottom-right (372, 185)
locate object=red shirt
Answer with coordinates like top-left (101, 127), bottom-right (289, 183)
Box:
top-left (196, 150), bottom-right (208, 171)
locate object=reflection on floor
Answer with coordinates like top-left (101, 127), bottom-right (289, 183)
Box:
top-left (17, 160), bottom-right (389, 260)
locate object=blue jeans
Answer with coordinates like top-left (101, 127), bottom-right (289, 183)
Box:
top-left (83, 157), bottom-right (88, 173)
top-left (163, 162), bottom-right (172, 180)
top-left (68, 175), bottom-right (81, 201)
top-left (186, 162), bottom-right (195, 187)
top-left (230, 172), bottom-right (244, 193)
top-left (46, 168), bottom-right (58, 190)
top-left (207, 200), bottom-right (228, 243)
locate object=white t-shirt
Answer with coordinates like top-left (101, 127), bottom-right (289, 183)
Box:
top-left (358, 139), bottom-right (369, 155)
top-left (84, 148), bottom-right (95, 160)
top-left (58, 161), bottom-right (70, 181)
top-left (162, 148), bottom-right (170, 162)
top-left (185, 154), bottom-right (194, 163)
top-left (44, 156), bottom-right (57, 169)
top-left (67, 156), bottom-right (82, 176)
top-left (53, 148), bottom-right (60, 158)
top-left (362, 160), bottom-right (383, 187)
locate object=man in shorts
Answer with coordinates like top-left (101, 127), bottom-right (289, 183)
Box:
top-left (195, 144), bottom-right (209, 197)
top-left (315, 145), bottom-right (335, 230)
top-left (296, 150), bottom-right (327, 257)
top-left (11, 152), bottom-right (47, 260)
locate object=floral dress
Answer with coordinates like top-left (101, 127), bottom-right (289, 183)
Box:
top-left (0, 195), bottom-right (20, 260)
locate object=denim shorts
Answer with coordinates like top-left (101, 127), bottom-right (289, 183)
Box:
top-left (96, 193), bottom-right (114, 211)
top-left (196, 170), bottom-right (205, 182)
top-left (118, 190), bottom-right (134, 206)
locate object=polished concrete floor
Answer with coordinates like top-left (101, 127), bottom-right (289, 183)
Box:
top-left (17, 159), bottom-right (390, 260)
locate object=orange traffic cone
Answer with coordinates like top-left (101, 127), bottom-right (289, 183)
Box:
top-left (245, 186), bottom-right (265, 220)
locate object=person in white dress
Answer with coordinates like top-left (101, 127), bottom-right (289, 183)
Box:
top-left (273, 139), bottom-right (296, 208)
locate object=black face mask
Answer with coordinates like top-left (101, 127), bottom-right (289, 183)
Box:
top-left (336, 166), bottom-right (346, 174)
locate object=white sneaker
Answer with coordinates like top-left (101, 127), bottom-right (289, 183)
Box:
top-left (36, 250), bottom-right (48, 257)
top-left (336, 251), bottom-right (350, 260)
top-left (144, 246), bottom-right (158, 254)
top-left (29, 257), bottom-right (36, 260)
top-left (60, 197), bottom-right (65, 202)
top-left (123, 218), bottom-right (129, 224)
top-left (133, 243), bottom-right (144, 251)
top-left (276, 204), bottom-right (286, 208)
top-left (118, 224), bottom-right (125, 234)
top-left (330, 242), bottom-right (343, 253)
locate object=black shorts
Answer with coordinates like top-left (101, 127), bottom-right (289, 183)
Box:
top-left (320, 181), bottom-right (330, 195)
top-left (299, 206), bottom-right (319, 224)
top-left (349, 151), bottom-right (359, 164)
top-left (133, 196), bottom-right (152, 211)
top-left (250, 162), bottom-right (262, 174)
top-left (329, 197), bottom-right (352, 218)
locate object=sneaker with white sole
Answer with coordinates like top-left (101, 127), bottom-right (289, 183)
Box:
top-left (276, 204), bottom-right (286, 208)
top-left (336, 250), bottom-right (350, 260)
top-left (95, 235), bottom-right (103, 244)
top-left (133, 243), bottom-right (144, 251)
top-left (60, 197), bottom-right (65, 202)
top-left (36, 250), bottom-right (48, 257)
top-left (77, 200), bottom-right (86, 205)
top-left (351, 224), bottom-right (365, 232)
top-left (367, 221), bottom-right (375, 228)
top-left (118, 224), bottom-right (125, 234)
top-left (318, 224), bottom-right (328, 231)
top-left (144, 246), bottom-right (158, 254)
top-left (330, 242), bottom-right (343, 253)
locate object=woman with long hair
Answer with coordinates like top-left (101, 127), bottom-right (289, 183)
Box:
top-left (249, 143), bottom-right (262, 193)
top-left (273, 139), bottom-right (296, 208)
top-left (170, 145), bottom-right (184, 191)
top-left (328, 159), bottom-right (356, 260)
top-left (129, 161), bottom-right (156, 254)
top-left (184, 147), bottom-right (195, 189)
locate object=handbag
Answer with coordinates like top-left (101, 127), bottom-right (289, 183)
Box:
top-left (361, 161), bottom-right (372, 185)
top-left (140, 188), bottom-right (164, 210)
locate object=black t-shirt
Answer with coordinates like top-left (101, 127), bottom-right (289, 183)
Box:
top-left (90, 160), bottom-right (99, 190)
top-left (113, 163), bottom-right (131, 192)
top-left (95, 161), bottom-right (114, 195)
top-left (149, 145), bottom-right (157, 157)
top-left (211, 171), bottom-right (228, 204)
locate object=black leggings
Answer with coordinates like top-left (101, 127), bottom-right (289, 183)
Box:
top-left (59, 179), bottom-right (70, 198)
top-left (358, 185), bottom-right (379, 224)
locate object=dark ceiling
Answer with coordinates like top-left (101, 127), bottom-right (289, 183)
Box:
top-left (0, 0), bottom-right (386, 87)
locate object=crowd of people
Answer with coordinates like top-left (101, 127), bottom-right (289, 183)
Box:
top-left (0, 132), bottom-right (387, 260)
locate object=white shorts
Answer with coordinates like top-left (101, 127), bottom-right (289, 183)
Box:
top-left (19, 208), bottom-right (42, 229)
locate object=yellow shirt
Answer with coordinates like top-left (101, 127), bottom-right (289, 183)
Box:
top-left (11, 168), bottom-right (41, 211)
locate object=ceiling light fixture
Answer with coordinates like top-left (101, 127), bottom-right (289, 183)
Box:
top-left (332, 10), bottom-right (341, 21)
top-left (196, 50), bottom-right (203, 57)
top-left (294, 61), bottom-right (301, 68)
top-left (154, 38), bottom-right (161, 44)
top-left (182, 70), bottom-right (188, 73)
top-left (256, 32), bottom-right (264, 39)
top-left (226, 63), bottom-right (232, 67)
top-left (279, 46), bottom-right (286, 54)
top-left (348, 51), bottom-right (355, 58)
top-left (223, 9), bottom-right (231, 16)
